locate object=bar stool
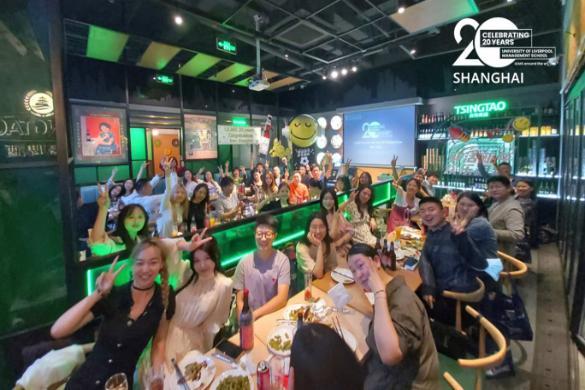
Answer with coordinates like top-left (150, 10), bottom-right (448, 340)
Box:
top-left (442, 306), bottom-right (507, 390)
top-left (442, 277), bottom-right (485, 332)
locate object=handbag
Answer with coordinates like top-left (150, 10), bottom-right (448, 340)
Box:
top-left (481, 281), bottom-right (533, 341)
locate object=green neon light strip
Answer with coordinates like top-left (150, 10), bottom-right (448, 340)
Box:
top-left (177, 53), bottom-right (222, 77)
top-left (208, 63), bottom-right (253, 82)
top-left (234, 77), bottom-right (251, 87)
top-left (138, 42), bottom-right (181, 70)
top-left (86, 25), bottom-right (129, 62)
top-left (468, 0), bottom-right (479, 13)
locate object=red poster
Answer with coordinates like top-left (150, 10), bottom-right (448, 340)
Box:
top-left (81, 115), bottom-right (122, 157)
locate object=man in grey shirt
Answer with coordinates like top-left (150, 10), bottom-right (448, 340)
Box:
top-left (233, 214), bottom-right (290, 320)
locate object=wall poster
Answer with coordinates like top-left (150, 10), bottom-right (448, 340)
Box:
top-left (184, 114), bottom-right (217, 160)
top-left (71, 105), bottom-right (128, 164)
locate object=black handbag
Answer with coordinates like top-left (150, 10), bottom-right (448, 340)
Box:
top-left (429, 318), bottom-right (471, 359)
top-left (481, 282), bottom-right (533, 341)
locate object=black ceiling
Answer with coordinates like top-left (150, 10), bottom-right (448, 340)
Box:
top-left (61, 0), bottom-right (563, 88)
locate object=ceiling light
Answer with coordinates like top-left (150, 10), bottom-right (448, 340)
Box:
top-left (351, 66), bottom-right (357, 72)
top-left (285, 53), bottom-right (289, 59)
top-left (506, 0), bottom-right (513, 2)
top-left (174, 15), bottom-right (183, 25)
top-left (322, 75), bottom-right (327, 80)
top-left (341, 68), bottom-right (348, 76)
top-left (410, 49), bottom-right (416, 55)
top-left (398, 6), bottom-right (405, 14)
top-left (330, 70), bottom-right (339, 79)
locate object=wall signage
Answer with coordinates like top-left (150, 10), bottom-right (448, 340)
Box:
top-left (216, 38), bottom-right (237, 55)
top-left (218, 125), bottom-right (259, 145)
top-left (453, 100), bottom-right (508, 119)
top-left (23, 90), bottom-right (54, 118)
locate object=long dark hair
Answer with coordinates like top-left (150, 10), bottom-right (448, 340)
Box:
top-left (359, 171), bottom-right (372, 186)
top-left (320, 188), bottom-right (339, 215)
top-left (108, 184), bottom-right (125, 201)
top-left (336, 176), bottom-right (351, 193)
top-left (354, 185), bottom-right (374, 219)
top-left (262, 171), bottom-right (277, 194)
top-left (176, 237), bottom-right (222, 295)
top-left (291, 323), bottom-right (364, 390)
top-left (300, 212), bottom-right (332, 258)
top-left (457, 191), bottom-right (488, 218)
top-left (112, 204), bottom-right (149, 252)
top-left (188, 183), bottom-right (209, 229)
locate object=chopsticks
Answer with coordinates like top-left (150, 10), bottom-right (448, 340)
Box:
top-left (331, 269), bottom-right (355, 283)
top-left (171, 358), bottom-right (190, 390)
top-left (332, 315), bottom-right (345, 340)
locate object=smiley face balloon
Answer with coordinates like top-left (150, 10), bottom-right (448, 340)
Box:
top-left (289, 114), bottom-right (318, 148)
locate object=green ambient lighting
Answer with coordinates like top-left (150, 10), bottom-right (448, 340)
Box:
top-left (153, 74), bottom-right (174, 85)
top-left (232, 117), bottom-right (249, 126)
top-left (216, 38), bottom-right (237, 55)
top-left (453, 100), bottom-right (508, 119)
top-left (86, 25), bottom-right (129, 62)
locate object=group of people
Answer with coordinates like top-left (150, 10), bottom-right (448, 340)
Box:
top-left (55, 152), bottom-right (538, 389)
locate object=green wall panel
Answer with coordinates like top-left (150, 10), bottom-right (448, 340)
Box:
top-left (97, 165), bottom-right (130, 182)
top-left (130, 127), bottom-right (147, 160)
top-left (132, 160), bottom-right (146, 178)
top-left (74, 166), bottom-right (97, 185)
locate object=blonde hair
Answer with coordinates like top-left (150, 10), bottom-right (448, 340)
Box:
top-left (130, 238), bottom-right (170, 312)
top-left (171, 183), bottom-right (189, 223)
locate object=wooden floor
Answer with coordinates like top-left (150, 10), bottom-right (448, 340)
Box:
top-left (487, 244), bottom-right (572, 390)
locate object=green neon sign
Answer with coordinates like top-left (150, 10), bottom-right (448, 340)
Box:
top-left (232, 117), bottom-right (248, 126)
top-left (453, 100), bottom-right (508, 119)
top-left (153, 74), bottom-right (174, 85)
top-left (216, 38), bottom-right (237, 55)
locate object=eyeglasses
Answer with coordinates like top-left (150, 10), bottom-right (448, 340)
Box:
top-left (255, 231), bottom-right (275, 239)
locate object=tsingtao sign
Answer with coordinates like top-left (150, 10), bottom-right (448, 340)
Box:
top-left (453, 100), bottom-right (508, 119)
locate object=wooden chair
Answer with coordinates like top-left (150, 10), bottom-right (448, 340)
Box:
top-left (497, 250), bottom-right (528, 294)
top-left (442, 306), bottom-right (507, 390)
top-left (442, 277), bottom-right (485, 332)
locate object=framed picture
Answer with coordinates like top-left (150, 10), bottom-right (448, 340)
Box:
top-left (71, 105), bottom-right (128, 164)
top-left (184, 114), bottom-right (218, 160)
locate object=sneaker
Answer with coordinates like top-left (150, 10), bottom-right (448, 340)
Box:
top-left (485, 363), bottom-right (515, 379)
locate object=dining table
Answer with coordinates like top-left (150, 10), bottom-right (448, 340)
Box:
top-left (194, 264), bottom-right (422, 389)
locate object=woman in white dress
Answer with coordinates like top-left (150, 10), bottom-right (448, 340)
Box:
top-left (163, 232), bottom-right (232, 365)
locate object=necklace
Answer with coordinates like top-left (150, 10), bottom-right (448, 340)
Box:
top-left (132, 283), bottom-right (155, 291)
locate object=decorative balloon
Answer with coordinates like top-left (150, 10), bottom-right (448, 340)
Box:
top-left (449, 126), bottom-right (470, 142)
top-left (289, 114), bottom-right (318, 147)
top-left (512, 116), bottom-right (531, 132)
top-left (502, 133), bottom-right (514, 143)
top-left (269, 139), bottom-right (292, 159)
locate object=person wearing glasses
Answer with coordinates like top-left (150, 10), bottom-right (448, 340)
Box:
top-left (233, 214), bottom-right (290, 320)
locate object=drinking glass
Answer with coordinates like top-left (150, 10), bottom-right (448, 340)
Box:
top-left (304, 271), bottom-right (312, 302)
top-left (105, 373), bottom-right (128, 390)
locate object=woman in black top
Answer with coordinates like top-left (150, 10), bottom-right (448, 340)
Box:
top-left (51, 238), bottom-right (174, 389)
top-left (187, 183), bottom-right (210, 231)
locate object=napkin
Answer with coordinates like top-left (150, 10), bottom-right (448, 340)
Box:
top-left (328, 282), bottom-right (352, 309)
top-left (239, 352), bottom-right (256, 375)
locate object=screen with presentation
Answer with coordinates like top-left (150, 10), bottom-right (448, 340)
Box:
top-left (343, 106), bottom-right (415, 166)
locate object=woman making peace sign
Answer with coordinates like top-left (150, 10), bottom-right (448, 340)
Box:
top-left (51, 239), bottom-right (174, 389)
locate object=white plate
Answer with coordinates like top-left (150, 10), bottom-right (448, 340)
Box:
top-left (283, 304), bottom-right (311, 321)
top-left (178, 351), bottom-right (216, 390)
top-left (210, 368), bottom-right (254, 390)
top-left (331, 267), bottom-right (354, 284)
top-left (266, 324), bottom-right (295, 357)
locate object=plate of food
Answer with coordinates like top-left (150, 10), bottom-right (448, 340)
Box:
top-left (266, 324), bottom-right (295, 357)
top-left (331, 267), bottom-right (354, 284)
top-left (210, 368), bottom-right (253, 390)
top-left (283, 304), bottom-right (313, 322)
top-left (178, 351), bottom-right (216, 390)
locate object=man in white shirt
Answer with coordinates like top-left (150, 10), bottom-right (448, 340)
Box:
top-left (213, 176), bottom-right (242, 222)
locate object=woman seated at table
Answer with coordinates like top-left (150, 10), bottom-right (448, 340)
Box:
top-left (203, 170), bottom-right (221, 202)
top-left (320, 188), bottom-right (352, 258)
top-left (289, 323), bottom-right (364, 390)
top-left (182, 168), bottom-right (201, 199)
top-left (347, 243), bottom-right (440, 390)
top-left (387, 177), bottom-right (421, 232)
top-left (335, 175), bottom-right (352, 193)
top-left (162, 233), bottom-right (232, 368)
top-left (187, 183), bottom-right (210, 231)
top-left (487, 176), bottom-right (525, 256)
top-left (339, 185), bottom-right (378, 248)
top-left (51, 239), bottom-right (174, 389)
top-left (352, 171), bottom-right (373, 188)
top-left (257, 172), bottom-right (281, 212)
top-left (157, 162), bottom-right (189, 237)
top-left (296, 212), bottom-right (338, 280)
top-left (89, 183), bottom-right (149, 256)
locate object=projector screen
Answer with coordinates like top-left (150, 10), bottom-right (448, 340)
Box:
top-left (343, 106), bottom-right (416, 166)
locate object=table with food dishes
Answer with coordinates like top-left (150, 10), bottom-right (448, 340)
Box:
top-left (168, 228), bottom-right (424, 389)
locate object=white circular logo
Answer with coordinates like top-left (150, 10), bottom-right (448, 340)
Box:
top-left (24, 90), bottom-right (54, 117)
top-left (331, 134), bottom-right (343, 149)
top-left (332, 153), bottom-right (342, 165)
top-left (317, 117), bottom-right (327, 130)
top-left (330, 115), bottom-right (343, 130)
top-left (316, 135), bottom-right (327, 149)
top-left (316, 152), bottom-right (325, 165)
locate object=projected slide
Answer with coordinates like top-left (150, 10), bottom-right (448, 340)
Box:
top-left (344, 106), bottom-right (415, 166)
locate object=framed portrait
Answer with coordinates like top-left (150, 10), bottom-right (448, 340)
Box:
top-left (71, 105), bottom-right (128, 164)
top-left (184, 114), bottom-right (217, 160)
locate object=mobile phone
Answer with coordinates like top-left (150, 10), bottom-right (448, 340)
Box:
top-left (404, 257), bottom-right (419, 271)
top-left (215, 338), bottom-right (244, 360)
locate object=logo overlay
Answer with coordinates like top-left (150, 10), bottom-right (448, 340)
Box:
top-left (452, 17), bottom-right (556, 85)
top-left (24, 90), bottom-right (54, 118)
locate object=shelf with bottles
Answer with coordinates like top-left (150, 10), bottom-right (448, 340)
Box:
top-left (517, 124), bottom-right (559, 137)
